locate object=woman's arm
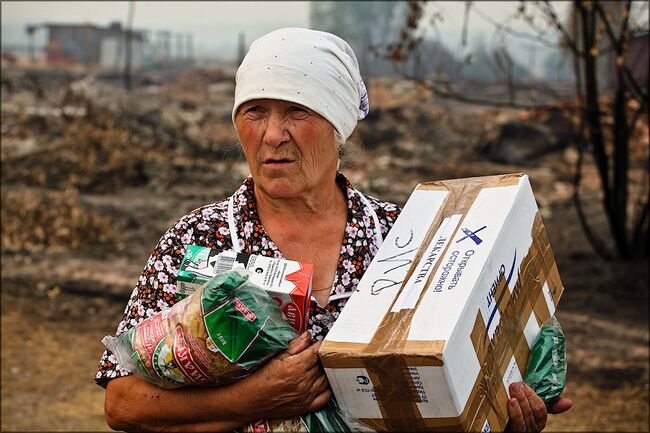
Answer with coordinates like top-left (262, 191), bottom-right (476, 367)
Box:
top-left (105, 333), bottom-right (331, 432)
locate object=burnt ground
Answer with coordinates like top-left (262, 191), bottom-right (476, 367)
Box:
top-left (1, 67), bottom-right (648, 431)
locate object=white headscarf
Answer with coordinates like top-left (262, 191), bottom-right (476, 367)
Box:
top-left (232, 27), bottom-right (369, 141)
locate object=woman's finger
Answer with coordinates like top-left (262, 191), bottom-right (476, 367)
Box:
top-left (510, 382), bottom-right (537, 431)
top-left (507, 397), bottom-right (526, 432)
top-left (291, 340), bottom-right (321, 367)
top-left (307, 387), bottom-right (332, 413)
top-left (309, 372), bottom-right (329, 396)
top-left (548, 397), bottom-right (573, 414)
top-left (282, 332), bottom-right (312, 357)
top-left (522, 383), bottom-right (547, 431)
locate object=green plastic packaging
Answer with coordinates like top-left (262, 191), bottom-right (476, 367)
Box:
top-left (102, 270), bottom-right (298, 388)
top-left (524, 316), bottom-right (567, 404)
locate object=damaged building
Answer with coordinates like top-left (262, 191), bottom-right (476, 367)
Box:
top-left (41, 22), bottom-right (147, 67)
top-left (25, 21), bottom-right (194, 70)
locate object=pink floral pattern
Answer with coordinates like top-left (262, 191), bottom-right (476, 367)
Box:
top-left (95, 173), bottom-right (400, 387)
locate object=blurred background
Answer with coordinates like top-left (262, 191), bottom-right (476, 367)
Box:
top-left (1, 1), bottom-right (648, 431)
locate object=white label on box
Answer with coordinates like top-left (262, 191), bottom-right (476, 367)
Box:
top-left (502, 355), bottom-right (524, 398)
top-left (246, 255), bottom-right (287, 290)
top-left (409, 184), bottom-right (520, 342)
top-left (524, 311), bottom-right (541, 348)
top-left (326, 189), bottom-right (448, 344)
top-left (413, 366), bottom-right (459, 417)
top-left (542, 282), bottom-right (556, 317)
top-left (323, 367), bottom-right (383, 419)
top-left (391, 214), bottom-right (462, 312)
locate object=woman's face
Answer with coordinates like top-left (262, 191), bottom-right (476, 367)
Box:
top-left (234, 98), bottom-right (340, 200)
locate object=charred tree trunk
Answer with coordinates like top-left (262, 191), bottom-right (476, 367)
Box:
top-left (577, 1), bottom-right (626, 259)
top-left (612, 70), bottom-right (631, 257)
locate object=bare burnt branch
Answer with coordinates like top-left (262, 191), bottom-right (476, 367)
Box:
top-left (593, 1), bottom-right (649, 105)
top-left (403, 73), bottom-right (568, 110)
top-left (472, 3), bottom-right (564, 50)
top-left (540, 0), bottom-right (584, 57)
top-left (382, 0), bottom-right (424, 65)
top-left (573, 117), bottom-right (614, 260)
top-left (576, 0), bottom-right (610, 187)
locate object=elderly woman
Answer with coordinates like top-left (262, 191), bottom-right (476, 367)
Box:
top-left (97, 28), bottom-right (571, 432)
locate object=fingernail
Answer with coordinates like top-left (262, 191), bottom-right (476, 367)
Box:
top-left (515, 382), bottom-right (523, 392)
top-left (301, 331), bottom-right (311, 339)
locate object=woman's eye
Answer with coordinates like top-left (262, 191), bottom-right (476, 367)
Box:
top-left (289, 107), bottom-right (309, 118)
top-left (243, 106), bottom-right (264, 118)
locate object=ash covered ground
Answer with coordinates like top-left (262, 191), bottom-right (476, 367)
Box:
top-left (1, 66), bottom-right (648, 431)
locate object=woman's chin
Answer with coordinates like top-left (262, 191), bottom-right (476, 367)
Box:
top-left (257, 177), bottom-right (304, 199)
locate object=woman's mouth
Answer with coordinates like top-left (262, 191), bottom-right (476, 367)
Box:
top-left (262, 158), bottom-right (296, 167)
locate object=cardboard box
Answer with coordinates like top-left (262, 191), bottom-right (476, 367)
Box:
top-left (319, 174), bottom-right (564, 432)
top-left (177, 246), bottom-right (313, 334)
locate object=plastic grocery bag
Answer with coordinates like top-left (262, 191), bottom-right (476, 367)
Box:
top-left (102, 270), bottom-right (298, 389)
top-left (524, 316), bottom-right (567, 404)
top-left (242, 399), bottom-right (351, 433)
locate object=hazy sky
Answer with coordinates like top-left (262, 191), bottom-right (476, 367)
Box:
top-left (1, 1), bottom-right (575, 64)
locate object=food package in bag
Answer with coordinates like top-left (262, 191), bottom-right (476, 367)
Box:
top-left (102, 270), bottom-right (298, 389)
top-left (242, 399), bottom-right (351, 433)
top-left (524, 315), bottom-right (567, 404)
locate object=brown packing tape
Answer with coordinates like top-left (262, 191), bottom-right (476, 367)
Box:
top-left (547, 264), bottom-right (563, 305)
top-left (401, 339), bottom-right (446, 356)
top-left (365, 356), bottom-right (425, 431)
top-left (533, 294), bottom-right (552, 326)
top-left (359, 175), bottom-right (515, 430)
top-left (318, 341), bottom-right (366, 356)
top-left (453, 219), bottom-right (565, 431)
top-left (356, 418), bottom-right (388, 432)
top-left (322, 354), bottom-right (445, 370)
top-left (347, 174), bottom-right (531, 431)
top-left (465, 212), bottom-right (563, 431)
top-left (470, 280), bottom-right (512, 431)
top-left (320, 356), bottom-right (367, 369)
top-left (417, 172), bottom-right (523, 191)
top-left (376, 252), bottom-right (557, 431)
top-left (323, 175), bottom-right (567, 431)
top-left (419, 211), bottom-right (562, 431)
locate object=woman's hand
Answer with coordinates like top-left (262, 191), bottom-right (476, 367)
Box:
top-left (103, 332), bottom-right (330, 432)
top-left (235, 331), bottom-right (331, 420)
top-left (506, 382), bottom-right (573, 432)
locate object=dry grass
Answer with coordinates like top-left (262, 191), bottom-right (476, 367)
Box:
top-left (1, 187), bottom-right (122, 253)
top-left (2, 111), bottom-right (150, 192)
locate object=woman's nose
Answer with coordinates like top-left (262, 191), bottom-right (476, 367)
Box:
top-left (262, 116), bottom-right (290, 147)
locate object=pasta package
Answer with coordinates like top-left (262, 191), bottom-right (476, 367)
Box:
top-left (102, 270), bottom-right (298, 389)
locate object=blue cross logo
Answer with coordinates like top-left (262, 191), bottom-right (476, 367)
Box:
top-left (456, 225), bottom-right (487, 245)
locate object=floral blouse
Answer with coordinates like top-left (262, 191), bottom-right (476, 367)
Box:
top-left (95, 172), bottom-right (401, 387)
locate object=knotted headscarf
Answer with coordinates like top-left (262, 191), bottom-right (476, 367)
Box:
top-left (232, 27), bottom-right (369, 141)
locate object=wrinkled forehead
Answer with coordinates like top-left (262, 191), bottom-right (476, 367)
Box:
top-left (236, 98), bottom-right (317, 114)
